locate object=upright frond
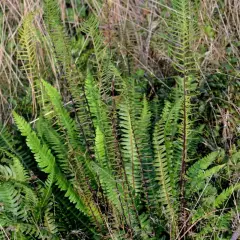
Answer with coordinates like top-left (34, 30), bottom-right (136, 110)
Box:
top-left (13, 112), bottom-right (94, 219)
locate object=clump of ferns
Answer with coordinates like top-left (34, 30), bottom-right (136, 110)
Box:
top-left (0, 149), bottom-right (59, 239)
top-left (9, 77), bottom-right (240, 239)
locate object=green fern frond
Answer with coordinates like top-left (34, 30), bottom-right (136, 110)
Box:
top-left (44, 0), bottom-right (72, 70)
top-left (94, 126), bottom-right (108, 168)
top-left (187, 151), bottom-right (224, 179)
top-left (153, 120), bottom-right (178, 234)
top-left (0, 183), bottom-right (24, 219)
top-left (36, 117), bottom-right (70, 175)
top-left (41, 80), bottom-right (80, 150)
top-left (18, 11), bottom-right (43, 113)
top-left (18, 12), bottom-right (40, 81)
top-left (40, 79), bottom-right (96, 183)
top-left (81, 16), bottom-right (123, 98)
top-left (85, 71), bottom-right (119, 172)
top-left (214, 183), bottom-right (240, 208)
top-left (0, 125), bottom-right (15, 151)
top-left (135, 96), bottom-right (156, 207)
top-left (0, 125), bottom-right (33, 170)
top-left (198, 164), bottom-right (225, 179)
top-left (43, 0), bottom-right (96, 155)
top-left (11, 156), bottom-right (29, 182)
top-left (81, 16), bottom-right (107, 70)
top-left (12, 112), bottom-right (91, 217)
top-left (44, 207), bottom-right (59, 236)
top-left (91, 161), bottom-right (123, 211)
top-left (119, 101), bottom-right (141, 193)
top-left (168, 0), bottom-right (199, 75)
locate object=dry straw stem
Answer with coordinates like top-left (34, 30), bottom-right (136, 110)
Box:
top-left (86, 0), bottom-right (240, 75)
top-left (0, 0), bottom-right (43, 122)
top-left (0, 0), bottom-right (70, 123)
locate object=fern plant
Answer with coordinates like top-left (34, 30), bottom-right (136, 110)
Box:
top-left (9, 77), bottom-right (238, 239)
top-left (0, 149), bottom-right (59, 239)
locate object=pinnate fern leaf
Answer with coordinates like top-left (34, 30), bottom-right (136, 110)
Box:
top-left (214, 183), bottom-right (240, 208)
top-left (13, 112), bottom-right (89, 216)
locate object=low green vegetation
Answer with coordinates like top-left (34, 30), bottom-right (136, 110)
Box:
top-left (0, 0), bottom-right (239, 239)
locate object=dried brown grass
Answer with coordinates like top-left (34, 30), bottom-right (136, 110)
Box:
top-left (0, 0), bottom-right (239, 126)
